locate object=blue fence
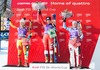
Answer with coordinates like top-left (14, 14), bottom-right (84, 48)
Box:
top-left (0, 31), bottom-right (9, 50)
top-left (0, 31), bottom-right (9, 40)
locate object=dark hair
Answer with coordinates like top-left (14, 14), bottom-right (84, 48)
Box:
top-left (46, 16), bottom-right (51, 21)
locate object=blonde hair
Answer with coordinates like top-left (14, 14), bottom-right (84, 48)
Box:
top-left (20, 18), bottom-right (26, 23)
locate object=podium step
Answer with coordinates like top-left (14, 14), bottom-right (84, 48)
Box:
top-left (29, 63), bottom-right (70, 70)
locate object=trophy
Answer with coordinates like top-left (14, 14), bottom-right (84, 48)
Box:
top-left (32, 2), bottom-right (46, 20)
top-left (3, 8), bottom-right (14, 18)
top-left (61, 9), bottom-right (73, 18)
top-left (32, 2), bottom-right (46, 10)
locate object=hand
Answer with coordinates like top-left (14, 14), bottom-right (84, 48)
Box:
top-left (38, 9), bottom-right (41, 14)
top-left (7, 18), bottom-right (11, 21)
top-left (52, 14), bottom-right (56, 20)
top-left (77, 20), bottom-right (80, 23)
top-left (62, 17), bottom-right (66, 22)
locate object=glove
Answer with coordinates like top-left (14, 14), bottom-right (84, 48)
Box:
top-left (77, 20), bottom-right (80, 23)
top-left (28, 35), bottom-right (32, 39)
top-left (23, 18), bottom-right (26, 20)
top-left (63, 17), bottom-right (66, 22)
top-left (38, 9), bottom-right (41, 14)
top-left (7, 18), bottom-right (12, 21)
top-left (52, 14), bottom-right (56, 20)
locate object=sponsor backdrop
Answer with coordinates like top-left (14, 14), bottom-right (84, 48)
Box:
top-left (8, 0), bottom-right (100, 67)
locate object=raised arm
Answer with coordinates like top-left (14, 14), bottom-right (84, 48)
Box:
top-left (62, 18), bottom-right (70, 31)
top-left (51, 14), bottom-right (56, 31)
top-left (77, 21), bottom-right (84, 40)
top-left (9, 21), bottom-right (17, 29)
top-left (29, 19), bottom-right (33, 30)
top-left (38, 10), bottom-right (46, 27)
top-left (79, 30), bottom-right (84, 40)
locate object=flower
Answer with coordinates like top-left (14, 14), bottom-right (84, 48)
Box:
top-left (32, 2), bottom-right (46, 10)
top-left (61, 9), bottom-right (73, 18)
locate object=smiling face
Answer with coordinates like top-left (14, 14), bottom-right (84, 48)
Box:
top-left (46, 20), bottom-right (51, 24)
top-left (20, 19), bottom-right (26, 28)
top-left (72, 21), bottom-right (78, 28)
top-left (20, 22), bottom-right (25, 28)
top-left (72, 23), bottom-right (78, 28)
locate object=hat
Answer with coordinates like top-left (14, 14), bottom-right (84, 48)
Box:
top-left (46, 16), bottom-right (51, 21)
top-left (20, 18), bottom-right (26, 23)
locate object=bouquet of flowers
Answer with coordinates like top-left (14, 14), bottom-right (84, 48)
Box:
top-left (32, 2), bottom-right (46, 10)
top-left (3, 8), bottom-right (14, 18)
top-left (61, 9), bottom-right (73, 18)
